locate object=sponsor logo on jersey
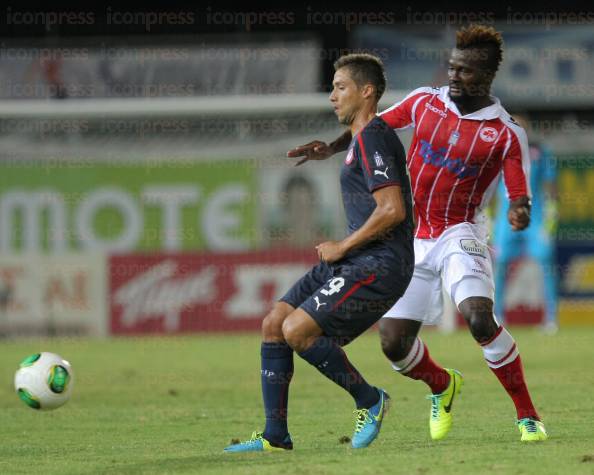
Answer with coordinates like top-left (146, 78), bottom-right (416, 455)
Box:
top-left (479, 127), bottom-right (499, 143)
top-left (448, 130), bottom-right (460, 146)
top-left (373, 151), bottom-right (384, 167)
top-left (460, 239), bottom-right (486, 257)
top-left (345, 147), bottom-right (355, 165)
top-left (418, 140), bottom-right (479, 178)
top-left (374, 166), bottom-right (390, 179)
top-left (314, 296), bottom-right (326, 310)
top-left (425, 102), bottom-right (447, 118)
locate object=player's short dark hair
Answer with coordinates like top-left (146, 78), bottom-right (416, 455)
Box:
top-left (456, 24), bottom-right (504, 73)
top-left (334, 53), bottom-right (387, 101)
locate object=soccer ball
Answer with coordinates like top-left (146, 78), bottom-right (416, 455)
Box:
top-left (14, 352), bottom-right (74, 410)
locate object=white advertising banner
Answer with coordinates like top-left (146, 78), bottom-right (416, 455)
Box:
top-left (0, 253), bottom-right (107, 336)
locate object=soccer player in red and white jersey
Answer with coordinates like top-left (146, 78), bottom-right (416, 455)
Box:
top-left (288, 24), bottom-right (547, 442)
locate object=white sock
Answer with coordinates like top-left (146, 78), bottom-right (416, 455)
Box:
top-left (481, 326), bottom-right (519, 369)
top-left (390, 337), bottom-right (425, 374)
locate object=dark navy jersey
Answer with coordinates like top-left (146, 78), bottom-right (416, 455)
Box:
top-left (340, 116), bottom-right (414, 266)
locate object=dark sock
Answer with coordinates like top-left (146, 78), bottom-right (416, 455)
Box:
top-left (298, 336), bottom-right (379, 409)
top-left (261, 342), bottom-right (293, 443)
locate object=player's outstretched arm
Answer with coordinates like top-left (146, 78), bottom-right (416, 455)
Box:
top-left (508, 196), bottom-right (531, 231)
top-left (287, 130), bottom-right (352, 166)
top-left (316, 185), bottom-right (405, 263)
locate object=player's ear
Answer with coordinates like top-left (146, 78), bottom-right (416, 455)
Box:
top-left (361, 83), bottom-right (375, 99)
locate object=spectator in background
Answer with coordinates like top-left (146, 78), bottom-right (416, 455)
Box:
top-left (267, 172), bottom-right (332, 249)
top-left (493, 114), bottom-right (558, 333)
top-left (284, 174), bottom-right (319, 248)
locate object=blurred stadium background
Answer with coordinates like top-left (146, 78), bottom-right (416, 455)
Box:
top-left (1, 4), bottom-right (593, 338)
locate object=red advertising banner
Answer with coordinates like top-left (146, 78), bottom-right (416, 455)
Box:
top-left (109, 250), bottom-right (317, 334)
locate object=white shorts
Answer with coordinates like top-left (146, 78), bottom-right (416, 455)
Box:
top-left (383, 223), bottom-right (494, 325)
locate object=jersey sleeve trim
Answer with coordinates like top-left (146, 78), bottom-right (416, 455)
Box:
top-left (370, 182), bottom-right (401, 192)
top-left (357, 134), bottom-right (372, 175)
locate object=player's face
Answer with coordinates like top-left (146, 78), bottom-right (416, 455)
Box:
top-left (448, 48), bottom-right (494, 101)
top-left (330, 67), bottom-right (364, 126)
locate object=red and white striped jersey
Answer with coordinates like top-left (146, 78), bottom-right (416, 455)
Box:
top-left (380, 86), bottom-right (531, 239)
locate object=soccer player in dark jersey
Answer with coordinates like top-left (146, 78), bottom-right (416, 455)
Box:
top-left (225, 54), bottom-right (414, 452)
top-left (288, 25), bottom-right (547, 442)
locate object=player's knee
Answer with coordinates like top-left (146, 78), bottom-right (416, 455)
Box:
top-left (261, 303), bottom-right (291, 342)
top-left (379, 320), bottom-right (414, 362)
top-left (380, 334), bottom-right (409, 361)
top-left (459, 297), bottom-right (498, 343)
top-left (281, 315), bottom-right (305, 352)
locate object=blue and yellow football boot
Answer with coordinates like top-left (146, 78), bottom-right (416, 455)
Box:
top-left (224, 431), bottom-right (292, 453)
top-left (351, 388), bottom-right (390, 449)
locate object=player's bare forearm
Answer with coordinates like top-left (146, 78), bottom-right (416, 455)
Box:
top-left (341, 202), bottom-right (403, 251)
top-left (508, 196), bottom-right (531, 231)
top-left (316, 186), bottom-right (405, 262)
top-left (329, 130), bottom-right (352, 154)
top-left (287, 130), bottom-right (352, 166)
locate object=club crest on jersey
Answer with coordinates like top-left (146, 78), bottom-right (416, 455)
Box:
top-left (448, 131), bottom-right (460, 146)
top-left (479, 127), bottom-right (498, 143)
top-left (373, 151), bottom-right (384, 167)
top-left (345, 147), bottom-right (355, 165)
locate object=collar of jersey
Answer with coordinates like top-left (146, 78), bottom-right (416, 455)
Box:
top-left (438, 86), bottom-right (503, 121)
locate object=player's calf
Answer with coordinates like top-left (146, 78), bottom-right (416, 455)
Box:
top-left (379, 318), bottom-right (420, 362)
top-left (459, 297), bottom-right (546, 440)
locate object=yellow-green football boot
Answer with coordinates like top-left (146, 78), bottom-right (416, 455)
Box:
top-left (427, 368), bottom-right (463, 440)
top-left (518, 418), bottom-right (548, 442)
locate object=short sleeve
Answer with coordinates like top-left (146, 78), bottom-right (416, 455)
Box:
top-left (379, 86), bottom-right (435, 130)
top-left (357, 122), bottom-right (403, 193)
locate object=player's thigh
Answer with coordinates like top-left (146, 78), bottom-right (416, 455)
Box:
top-left (279, 261), bottom-right (332, 310)
top-left (443, 251), bottom-right (495, 315)
top-left (265, 262), bottom-right (330, 339)
top-left (382, 267), bottom-right (442, 325)
top-left (300, 263), bottom-right (400, 345)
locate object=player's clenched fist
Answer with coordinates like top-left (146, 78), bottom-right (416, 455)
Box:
top-left (287, 141), bottom-right (333, 166)
top-left (316, 240), bottom-right (346, 263)
top-left (508, 197), bottom-right (531, 231)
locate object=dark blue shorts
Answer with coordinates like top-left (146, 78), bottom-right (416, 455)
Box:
top-left (280, 256), bottom-right (411, 343)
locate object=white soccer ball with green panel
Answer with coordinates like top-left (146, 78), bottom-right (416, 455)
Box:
top-left (14, 352), bottom-right (74, 410)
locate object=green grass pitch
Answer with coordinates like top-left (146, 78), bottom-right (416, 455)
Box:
top-left (1, 328), bottom-right (593, 474)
